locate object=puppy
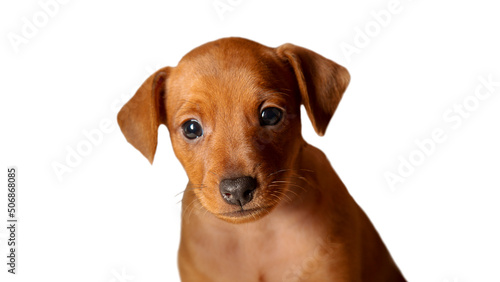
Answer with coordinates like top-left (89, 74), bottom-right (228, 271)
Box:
top-left (118, 37), bottom-right (405, 281)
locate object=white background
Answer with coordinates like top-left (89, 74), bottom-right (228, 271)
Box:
top-left (1, 0), bottom-right (499, 281)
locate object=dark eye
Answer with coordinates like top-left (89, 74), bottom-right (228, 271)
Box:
top-left (182, 119), bottom-right (203, 139)
top-left (260, 107), bottom-right (283, 126)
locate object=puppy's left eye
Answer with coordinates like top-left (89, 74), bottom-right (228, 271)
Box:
top-left (260, 107), bottom-right (283, 126)
top-left (182, 119), bottom-right (203, 139)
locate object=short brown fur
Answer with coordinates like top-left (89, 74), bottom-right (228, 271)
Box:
top-left (118, 37), bottom-right (405, 281)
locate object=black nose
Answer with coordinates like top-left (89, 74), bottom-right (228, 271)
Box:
top-left (219, 176), bottom-right (257, 206)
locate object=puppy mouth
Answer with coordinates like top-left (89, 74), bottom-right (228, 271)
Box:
top-left (218, 206), bottom-right (273, 218)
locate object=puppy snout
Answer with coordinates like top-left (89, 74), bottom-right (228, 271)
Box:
top-left (219, 176), bottom-right (257, 206)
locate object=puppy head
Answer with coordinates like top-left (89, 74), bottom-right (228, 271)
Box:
top-left (118, 38), bottom-right (349, 223)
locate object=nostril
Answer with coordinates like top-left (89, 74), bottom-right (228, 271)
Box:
top-left (243, 189), bottom-right (253, 198)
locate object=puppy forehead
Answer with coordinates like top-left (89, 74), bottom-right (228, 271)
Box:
top-left (168, 39), bottom-right (289, 110)
top-left (180, 37), bottom-right (276, 66)
top-left (168, 67), bottom-right (266, 114)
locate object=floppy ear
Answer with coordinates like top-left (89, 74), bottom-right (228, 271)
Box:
top-left (276, 44), bottom-right (350, 136)
top-left (117, 67), bottom-right (170, 164)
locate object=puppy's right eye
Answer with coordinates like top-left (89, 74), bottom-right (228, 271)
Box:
top-left (182, 119), bottom-right (203, 139)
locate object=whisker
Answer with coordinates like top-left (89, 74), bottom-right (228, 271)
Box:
top-left (288, 191), bottom-right (300, 199)
top-left (174, 186), bottom-right (205, 198)
top-left (274, 190), bottom-right (293, 204)
top-left (182, 199), bottom-right (198, 220)
top-left (174, 184), bottom-right (205, 197)
top-left (268, 182), bottom-right (303, 188)
top-left (186, 183), bottom-right (206, 188)
top-left (269, 184), bottom-right (301, 198)
top-left (175, 188), bottom-right (205, 205)
top-left (269, 192), bottom-right (282, 202)
top-left (282, 175), bottom-right (309, 182)
top-left (202, 206), bottom-right (211, 219)
top-left (269, 179), bottom-right (308, 193)
top-left (287, 183), bottom-right (308, 193)
top-left (272, 188), bottom-right (293, 203)
top-left (186, 196), bottom-right (203, 222)
top-left (268, 168), bottom-right (315, 177)
top-left (268, 169), bottom-right (293, 176)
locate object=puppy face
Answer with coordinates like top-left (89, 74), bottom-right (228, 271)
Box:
top-left (118, 38), bottom-right (349, 223)
top-left (165, 41), bottom-right (303, 222)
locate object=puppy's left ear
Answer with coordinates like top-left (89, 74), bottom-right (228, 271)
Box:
top-left (117, 67), bottom-right (170, 164)
top-left (276, 44), bottom-right (350, 136)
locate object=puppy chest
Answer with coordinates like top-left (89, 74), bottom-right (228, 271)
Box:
top-left (186, 227), bottom-right (331, 281)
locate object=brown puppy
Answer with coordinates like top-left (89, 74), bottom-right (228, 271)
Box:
top-left (118, 37), bottom-right (405, 281)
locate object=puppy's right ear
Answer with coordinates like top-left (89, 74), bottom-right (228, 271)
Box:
top-left (117, 67), bottom-right (170, 164)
